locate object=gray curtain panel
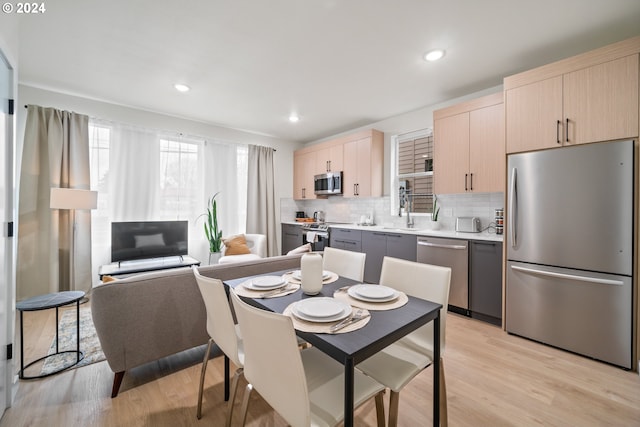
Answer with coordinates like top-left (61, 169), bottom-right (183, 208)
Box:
top-left (17, 105), bottom-right (91, 299)
top-left (246, 145), bottom-right (277, 256)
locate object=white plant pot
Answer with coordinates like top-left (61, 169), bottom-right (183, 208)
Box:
top-left (430, 221), bottom-right (441, 230)
top-left (208, 251), bottom-right (222, 265)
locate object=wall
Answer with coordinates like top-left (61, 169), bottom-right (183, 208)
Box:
top-left (15, 86), bottom-right (302, 293)
top-left (283, 85), bottom-right (505, 232)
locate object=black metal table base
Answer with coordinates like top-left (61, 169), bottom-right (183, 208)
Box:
top-left (17, 291), bottom-right (86, 380)
top-left (19, 350), bottom-right (85, 380)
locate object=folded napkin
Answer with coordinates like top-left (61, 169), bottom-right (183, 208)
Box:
top-left (333, 288), bottom-right (409, 311)
top-left (283, 303), bottom-right (370, 334)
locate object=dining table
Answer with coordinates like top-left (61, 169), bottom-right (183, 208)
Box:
top-left (224, 269), bottom-right (443, 427)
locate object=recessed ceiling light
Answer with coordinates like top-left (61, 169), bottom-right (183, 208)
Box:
top-left (174, 83), bottom-right (190, 92)
top-left (289, 114), bottom-right (300, 123)
top-left (424, 49), bottom-right (445, 62)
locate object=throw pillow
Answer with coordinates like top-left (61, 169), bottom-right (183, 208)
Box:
top-left (223, 234), bottom-right (252, 255)
top-left (287, 243), bottom-right (312, 255)
top-left (102, 275), bottom-right (118, 283)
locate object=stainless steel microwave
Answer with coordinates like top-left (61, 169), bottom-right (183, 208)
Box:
top-left (314, 172), bottom-right (343, 195)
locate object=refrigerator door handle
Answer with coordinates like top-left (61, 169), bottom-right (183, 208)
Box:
top-left (509, 167), bottom-right (517, 247)
top-left (510, 265), bottom-right (625, 286)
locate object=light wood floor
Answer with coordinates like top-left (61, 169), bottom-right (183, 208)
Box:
top-left (1, 306), bottom-right (639, 426)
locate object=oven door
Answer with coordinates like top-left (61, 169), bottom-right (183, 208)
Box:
top-left (303, 230), bottom-right (329, 251)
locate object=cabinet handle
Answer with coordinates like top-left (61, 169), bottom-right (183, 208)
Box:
top-left (302, 188), bottom-right (306, 199)
top-left (473, 241), bottom-right (496, 246)
top-left (464, 174), bottom-right (468, 191)
top-left (556, 120), bottom-right (561, 144)
top-left (353, 184), bottom-right (357, 195)
top-left (329, 160), bottom-right (332, 171)
top-left (470, 173), bottom-right (473, 191)
top-left (327, 160), bottom-right (330, 172)
top-left (565, 118), bottom-right (570, 143)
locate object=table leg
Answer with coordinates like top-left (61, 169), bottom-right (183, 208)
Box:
top-left (55, 306), bottom-right (59, 354)
top-left (76, 300), bottom-right (80, 362)
top-left (344, 358), bottom-right (355, 427)
top-left (19, 310), bottom-right (24, 379)
top-left (224, 355), bottom-right (230, 401)
top-left (433, 310), bottom-right (441, 427)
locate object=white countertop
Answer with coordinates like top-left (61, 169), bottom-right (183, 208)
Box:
top-left (283, 221), bottom-right (503, 242)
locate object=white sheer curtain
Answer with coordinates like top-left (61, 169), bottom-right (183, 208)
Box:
top-left (89, 119), bottom-right (247, 283)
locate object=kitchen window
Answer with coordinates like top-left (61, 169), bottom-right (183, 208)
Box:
top-left (390, 128), bottom-right (435, 215)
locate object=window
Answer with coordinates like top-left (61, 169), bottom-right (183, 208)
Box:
top-left (390, 129), bottom-right (435, 216)
top-left (88, 119), bottom-right (248, 283)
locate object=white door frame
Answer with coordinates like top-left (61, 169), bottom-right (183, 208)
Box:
top-left (0, 47), bottom-right (16, 418)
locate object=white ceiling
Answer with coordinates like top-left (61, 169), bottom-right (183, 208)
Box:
top-left (16, 0), bottom-right (640, 143)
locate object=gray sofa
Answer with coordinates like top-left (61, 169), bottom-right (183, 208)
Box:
top-left (91, 254), bottom-right (303, 397)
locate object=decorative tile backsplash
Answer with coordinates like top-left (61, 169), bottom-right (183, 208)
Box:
top-left (281, 192), bottom-right (504, 232)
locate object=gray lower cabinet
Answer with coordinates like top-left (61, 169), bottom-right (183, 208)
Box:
top-left (281, 223), bottom-right (303, 255)
top-left (329, 228), bottom-right (362, 252)
top-left (362, 231), bottom-right (416, 283)
top-left (469, 240), bottom-right (503, 326)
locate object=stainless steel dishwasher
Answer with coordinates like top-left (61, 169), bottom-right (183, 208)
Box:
top-left (417, 236), bottom-right (469, 312)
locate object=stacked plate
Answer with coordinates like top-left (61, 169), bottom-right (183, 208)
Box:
top-left (291, 270), bottom-right (332, 280)
top-left (243, 275), bottom-right (286, 291)
top-left (348, 284), bottom-right (399, 303)
top-left (291, 297), bottom-right (351, 323)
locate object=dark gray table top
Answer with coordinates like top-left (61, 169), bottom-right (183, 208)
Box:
top-left (16, 291), bottom-right (85, 311)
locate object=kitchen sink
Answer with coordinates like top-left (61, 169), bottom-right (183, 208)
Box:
top-left (382, 227), bottom-right (425, 232)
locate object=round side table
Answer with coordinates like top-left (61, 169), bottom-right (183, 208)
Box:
top-left (17, 290), bottom-right (86, 379)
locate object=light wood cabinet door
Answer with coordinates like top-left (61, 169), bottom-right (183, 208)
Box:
top-left (293, 151), bottom-right (316, 200)
top-left (343, 137), bottom-right (370, 196)
top-left (469, 103), bottom-right (506, 192)
top-left (505, 75), bottom-right (563, 153)
top-left (434, 112), bottom-right (470, 194)
top-left (315, 144), bottom-right (344, 173)
top-left (563, 54), bottom-right (639, 145)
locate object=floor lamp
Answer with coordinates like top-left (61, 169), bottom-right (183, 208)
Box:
top-left (50, 188), bottom-right (98, 302)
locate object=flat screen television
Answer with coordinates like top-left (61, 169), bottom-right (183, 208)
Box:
top-left (111, 221), bottom-right (188, 262)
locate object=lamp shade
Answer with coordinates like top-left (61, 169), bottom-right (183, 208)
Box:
top-left (50, 188), bottom-right (98, 210)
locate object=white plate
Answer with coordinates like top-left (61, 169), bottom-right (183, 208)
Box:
top-left (292, 270), bottom-right (332, 280)
top-left (292, 298), bottom-right (352, 322)
top-left (348, 284), bottom-right (399, 303)
top-left (244, 276), bottom-right (286, 291)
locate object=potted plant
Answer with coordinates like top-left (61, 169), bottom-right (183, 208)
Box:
top-left (431, 194), bottom-right (441, 230)
top-left (199, 192), bottom-right (223, 264)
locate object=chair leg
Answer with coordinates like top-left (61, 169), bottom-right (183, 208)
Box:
top-left (439, 357), bottom-right (448, 427)
top-left (239, 383), bottom-right (253, 426)
top-left (111, 371), bottom-right (125, 398)
top-left (374, 391), bottom-right (385, 427)
top-left (225, 368), bottom-right (244, 427)
top-left (197, 338), bottom-right (214, 419)
top-left (388, 390), bottom-right (400, 427)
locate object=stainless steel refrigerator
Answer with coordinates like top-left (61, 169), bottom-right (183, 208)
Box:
top-left (506, 139), bottom-right (634, 369)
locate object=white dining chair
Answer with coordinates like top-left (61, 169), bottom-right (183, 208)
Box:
top-left (356, 256), bottom-right (451, 427)
top-left (218, 233), bottom-right (267, 264)
top-left (322, 246), bottom-right (366, 282)
top-left (229, 290), bottom-right (386, 427)
top-left (192, 267), bottom-right (244, 427)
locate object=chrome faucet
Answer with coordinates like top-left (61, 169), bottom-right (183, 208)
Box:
top-left (405, 193), bottom-right (414, 228)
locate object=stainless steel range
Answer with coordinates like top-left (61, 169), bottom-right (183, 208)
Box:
top-left (300, 222), bottom-right (329, 251)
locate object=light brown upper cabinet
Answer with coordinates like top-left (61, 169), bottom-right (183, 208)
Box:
top-left (293, 129), bottom-right (383, 200)
top-left (505, 36), bottom-right (640, 154)
top-left (434, 92), bottom-right (505, 194)
top-left (315, 144), bottom-right (343, 173)
top-left (342, 129), bottom-right (384, 198)
top-left (293, 150), bottom-right (317, 200)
